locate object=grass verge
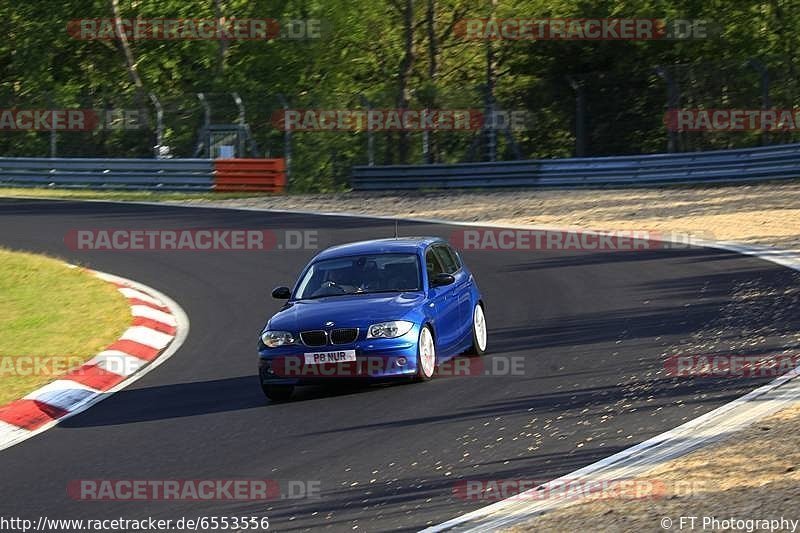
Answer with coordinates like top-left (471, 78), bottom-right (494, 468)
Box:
top-left (0, 248), bottom-right (131, 405)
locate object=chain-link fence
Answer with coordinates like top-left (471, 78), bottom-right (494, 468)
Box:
top-left (2, 59), bottom-right (799, 191)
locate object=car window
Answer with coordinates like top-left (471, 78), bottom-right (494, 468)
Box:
top-left (295, 253), bottom-right (421, 298)
top-left (433, 245), bottom-right (460, 274)
top-left (425, 248), bottom-right (446, 280)
top-left (446, 245), bottom-right (462, 270)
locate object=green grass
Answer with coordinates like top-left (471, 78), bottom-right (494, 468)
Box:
top-left (0, 248), bottom-right (132, 405)
top-left (0, 187), bottom-right (271, 202)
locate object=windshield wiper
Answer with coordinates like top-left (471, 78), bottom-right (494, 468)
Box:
top-left (298, 288), bottom-right (419, 300)
top-left (297, 293), bottom-right (347, 300)
top-left (352, 288), bottom-right (419, 295)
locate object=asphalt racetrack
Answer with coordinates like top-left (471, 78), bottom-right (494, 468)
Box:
top-left (1, 198), bottom-right (798, 531)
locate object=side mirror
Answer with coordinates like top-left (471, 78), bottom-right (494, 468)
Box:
top-left (271, 286), bottom-right (291, 299)
top-left (430, 273), bottom-right (455, 287)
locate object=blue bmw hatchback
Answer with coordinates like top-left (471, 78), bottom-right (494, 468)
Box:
top-left (258, 237), bottom-right (487, 400)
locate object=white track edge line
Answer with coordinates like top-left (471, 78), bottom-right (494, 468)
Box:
top-left (138, 200), bottom-right (800, 532)
top-left (0, 270), bottom-right (189, 453)
top-left (9, 196), bottom-right (800, 530)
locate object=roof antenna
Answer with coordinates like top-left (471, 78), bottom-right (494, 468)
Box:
top-left (394, 219), bottom-right (399, 239)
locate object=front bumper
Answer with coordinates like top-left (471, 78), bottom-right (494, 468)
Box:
top-left (258, 333), bottom-right (420, 386)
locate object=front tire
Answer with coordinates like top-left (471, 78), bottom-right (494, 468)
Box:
top-left (465, 303), bottom-right (487, 356)
top-left (416, 325), bottom-right (436, 381)
top-left (261, 383), bottom-right (294, 401)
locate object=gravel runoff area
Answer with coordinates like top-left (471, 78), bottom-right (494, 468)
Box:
top-left (167, 183), bottom-right (800, 249)
top-left (168, 183), bottom-right (800, 532)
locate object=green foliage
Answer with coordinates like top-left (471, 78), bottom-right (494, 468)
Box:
top-left (1, 0), bottom-right (799, 191)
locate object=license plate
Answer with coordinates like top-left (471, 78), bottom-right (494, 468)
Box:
top-left (304, 349), bottom-right (357, 365)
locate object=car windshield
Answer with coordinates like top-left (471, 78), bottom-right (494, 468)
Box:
top-left (295, 253), bottom-right (422, 299)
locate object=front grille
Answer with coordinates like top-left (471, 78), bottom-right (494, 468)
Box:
top-left (330, 328), bottom-right (359, 345)
top-left (300, 330), bottom-right (327, 347)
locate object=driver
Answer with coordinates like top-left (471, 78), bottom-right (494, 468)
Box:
top-left (310, 258), bottom-right (380, 297)
top-left (310, 266), bottom-right (355, 297)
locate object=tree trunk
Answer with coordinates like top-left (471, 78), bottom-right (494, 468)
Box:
top-left (110, 0), bottom-right (147, 106)
top-left (396, 0), bottom-right (415, 164)
top-left (426, 0), bottom-right (438, 79)
top-left (213, 0), bottom-right (229, 78)
top-left (425, 0), bottom-right (438, 163)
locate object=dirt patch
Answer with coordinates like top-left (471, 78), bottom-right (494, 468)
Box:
top-left (168, 183), bottom-right (800, 249)
top-left (505, 404), bottom-right (800, 533)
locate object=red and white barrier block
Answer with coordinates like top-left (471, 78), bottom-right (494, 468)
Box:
top-left (0, 269), bottom-right (185, 451)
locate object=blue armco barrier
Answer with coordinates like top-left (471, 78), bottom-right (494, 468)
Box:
top-left (351, 143), bottom-right (800, 190)
top-left (0, 157), bottom-right (214, 190)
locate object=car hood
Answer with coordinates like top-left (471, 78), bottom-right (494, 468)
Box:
top-left (266, 292), bottom-right (425, 332)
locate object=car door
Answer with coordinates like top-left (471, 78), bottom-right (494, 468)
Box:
top-left (433, 244), bottom-right (473, 344)
top-left (425, 247), bottom-right (460, 355)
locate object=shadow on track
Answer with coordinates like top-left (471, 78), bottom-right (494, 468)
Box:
top-left (59, 376), bottom-right (399, 427)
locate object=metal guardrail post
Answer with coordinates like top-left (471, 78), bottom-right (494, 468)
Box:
top-left (567, 77), bottom-right (587, 157)
top-left (747, 59), bottom-right (771, 146)
top-left (655, 66), bottom-right (680, 153)
top-left (484, 0), bottom-right (498, 162)
top-left (47, 92), bottom-right (57, 158)
top-left (233, 92), bottom-right (246, 126)
top-left (194, 93), bottom-right (212, 157)
top-left (50, 128), bottom-right (57, 159)
top-left (359, 94), bottom-right (375, 166)
top-left (277, 94), bottom-right (292, 188)
top-left (483, 77), bottom-right (497, 162)
top-left (149, 93), bottom-right (165, 158)
top-left (231, 92), bottom-right (254, 157)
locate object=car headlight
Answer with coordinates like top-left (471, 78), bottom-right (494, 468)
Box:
top-left (366, 320), bottom-right (414, 339)
top-left (261, 330), bottom-right (296, 347)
